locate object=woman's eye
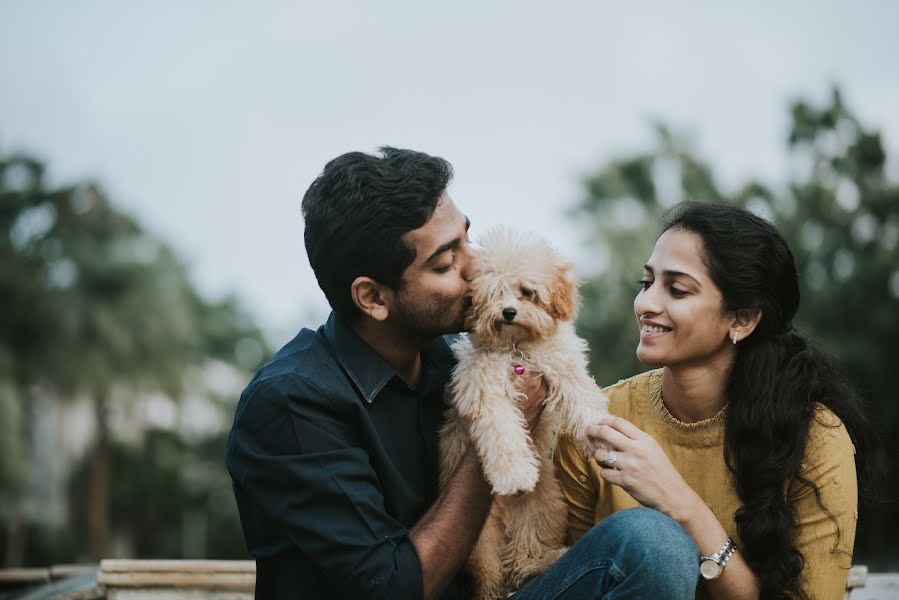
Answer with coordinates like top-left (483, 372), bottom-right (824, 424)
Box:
top-left (638, 279), bottom-right (652, 290)
top-left (669, 286), bottom-right (688, 297)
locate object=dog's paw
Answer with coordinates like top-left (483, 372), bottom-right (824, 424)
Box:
top-left (489, 463), bottom-right (540, 496)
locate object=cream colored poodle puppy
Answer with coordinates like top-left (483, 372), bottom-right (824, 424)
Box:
top-left (438, 228), bottom-right (609, 600)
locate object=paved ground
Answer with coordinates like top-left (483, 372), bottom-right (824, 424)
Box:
top-left (851, 573), bottom-right (899, 599)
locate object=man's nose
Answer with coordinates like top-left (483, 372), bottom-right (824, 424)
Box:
top-left (502, 307), bottom-right (517, 322)
top-left (460, 246), bottom-right (479, 282)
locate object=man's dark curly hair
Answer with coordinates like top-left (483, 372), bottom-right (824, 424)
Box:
top-left (301, 147), bottom-right (453, 322)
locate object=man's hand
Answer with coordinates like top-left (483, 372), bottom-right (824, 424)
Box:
top-left (518, 371), bottom-right (547, 432)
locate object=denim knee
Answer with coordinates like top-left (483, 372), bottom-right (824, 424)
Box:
top-left (591, 507), bottom-right (700, 594)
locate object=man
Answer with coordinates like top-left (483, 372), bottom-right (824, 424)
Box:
top-left (225, 147), bottom-right (700, 600)
top-left (225, 147), bottom-right (544, 599)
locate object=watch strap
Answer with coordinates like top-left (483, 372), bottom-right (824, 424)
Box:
top-left (701, 537), bottom-right (736, 569)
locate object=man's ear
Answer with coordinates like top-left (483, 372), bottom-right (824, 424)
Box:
top-left (351, 276), bottom-right (390, 322)
top-left (730, 307), bottom-right (763, 343)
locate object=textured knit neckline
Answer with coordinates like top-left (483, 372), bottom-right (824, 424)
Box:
top-left (648, 369), bottom-right (728, 433)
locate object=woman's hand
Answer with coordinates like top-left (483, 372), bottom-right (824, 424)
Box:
top-left (587, 415), bottom-right (701, 521)
top-left (590, 416), bottom-right (761, 600)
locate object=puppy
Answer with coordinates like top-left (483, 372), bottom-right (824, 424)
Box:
top-left (438, 228), bottom-right (609, 600)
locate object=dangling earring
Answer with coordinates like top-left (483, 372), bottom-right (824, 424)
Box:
top-left (732, 332), bottom-right (739, 345)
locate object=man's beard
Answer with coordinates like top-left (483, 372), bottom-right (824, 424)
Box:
top-left (393, 290), bottom-right (468, 340)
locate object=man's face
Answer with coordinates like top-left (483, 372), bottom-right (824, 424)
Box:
top-left (390, 193), bottom-right (475, 338)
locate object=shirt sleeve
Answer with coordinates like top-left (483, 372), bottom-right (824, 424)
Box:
top-left (553, 432), bottom-right (597, 545)
top-left (788, 408), bottom-right (858, 600)
top-left (225, 374), bottom-right (423, 600)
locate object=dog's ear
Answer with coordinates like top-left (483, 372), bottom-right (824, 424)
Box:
top-left (548, 263), bottom-right (580, 321)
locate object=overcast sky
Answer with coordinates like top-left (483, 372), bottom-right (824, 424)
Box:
top-left (3, 1), bottom-right (897, 345)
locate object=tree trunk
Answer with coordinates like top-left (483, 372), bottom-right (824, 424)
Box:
top-left (3, 495), bottom-right (24, 567)
top-left (88, 389), bottom-right (110, 560)
top-left (3, 384), bottom-right (30, 567)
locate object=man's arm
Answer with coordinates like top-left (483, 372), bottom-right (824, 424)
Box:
top-left (410, 371), bottom-right (547, 600)
top-left (410, 447), bottom-right (492, 600)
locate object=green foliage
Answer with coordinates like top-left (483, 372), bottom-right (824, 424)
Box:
top-left (574, 88), bottom-right (899, 567)
top-left (66, 428), bottom-right (247, 560)
top-left (0, 152), bottom-right (268, 565)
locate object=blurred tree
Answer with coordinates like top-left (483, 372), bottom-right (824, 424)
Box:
top-left (67, 425), bottom-right (248, 561)
top-left (1, 155), bottom-right (57, 566)
top-left (574, 88), bottom-right (898, 568)
top-left (0, 153), bottom-right (268, 563)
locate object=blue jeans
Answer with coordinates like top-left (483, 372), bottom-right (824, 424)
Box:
top-left (510, 507), bottom-right (699, 599)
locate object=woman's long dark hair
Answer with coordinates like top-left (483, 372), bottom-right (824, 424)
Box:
top-left (662, 202), bottom-right (879, 600)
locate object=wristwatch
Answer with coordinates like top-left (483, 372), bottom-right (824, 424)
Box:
top-left (699, 537), bottom-right (737, 580)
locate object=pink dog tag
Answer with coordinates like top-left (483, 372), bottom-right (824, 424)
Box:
top-left (513, 363), bottom-right (526, 375)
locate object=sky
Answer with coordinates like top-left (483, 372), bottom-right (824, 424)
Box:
top-left (3, 1), bottom-right (898, 345)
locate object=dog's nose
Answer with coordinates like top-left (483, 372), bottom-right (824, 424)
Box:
top-left (502, 307), bottom-right (517, 322)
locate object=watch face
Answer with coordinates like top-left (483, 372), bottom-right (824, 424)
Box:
top-left (700, 559), bottom-right (723, 580)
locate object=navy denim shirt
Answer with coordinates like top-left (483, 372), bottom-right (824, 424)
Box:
top-left (225, 313), bottom-right (465, 600)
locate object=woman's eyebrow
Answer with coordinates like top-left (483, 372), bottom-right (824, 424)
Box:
top-left (644, 264), bottom-right (701, 286)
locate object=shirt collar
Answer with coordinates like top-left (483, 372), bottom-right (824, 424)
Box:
top-left (324, 313), bottom-right (396, 404)
top-left (323, 313), bottom-right (458, 404)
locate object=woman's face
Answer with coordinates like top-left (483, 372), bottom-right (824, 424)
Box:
top-left (634, 228), bottom-right (735, 368)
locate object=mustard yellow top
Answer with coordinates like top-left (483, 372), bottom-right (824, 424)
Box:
top-left (554, 369), bottom-right (858, 600)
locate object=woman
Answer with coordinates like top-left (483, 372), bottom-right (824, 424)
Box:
top-left (554, 202), bottom-right (878, 600)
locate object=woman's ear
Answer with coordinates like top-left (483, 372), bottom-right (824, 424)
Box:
top-left (731, 307), bottom-right (763, 343)
top-left (351, 276), bottom-right (390, 322)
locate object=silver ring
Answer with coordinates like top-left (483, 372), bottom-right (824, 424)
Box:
top-left (605, 449), bottom-right (617, 468)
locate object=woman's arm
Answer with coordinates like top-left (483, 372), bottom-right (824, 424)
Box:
top-left (589, 415), bottom-right (760, 600)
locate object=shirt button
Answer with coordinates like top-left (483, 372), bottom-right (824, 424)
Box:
top-left (833, 475), bottom-right (841, 486)
top-left (855, 511), bottom-right (859, 520)
top-left (829, 430), bottom-right (838, 438)
top-left (703, 438), bottom-right (713, 447)
top-left (578, 475), bottom-right (587, 483)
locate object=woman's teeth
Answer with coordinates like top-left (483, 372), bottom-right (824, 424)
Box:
top-left (642, 325), bottom-right (670, 333)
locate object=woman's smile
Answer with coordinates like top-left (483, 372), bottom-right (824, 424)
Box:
top-left (639, 322), bottom-right (673, 341)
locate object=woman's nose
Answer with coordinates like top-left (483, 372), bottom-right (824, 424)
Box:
top-left (634, 285), bottom-right (661, 316)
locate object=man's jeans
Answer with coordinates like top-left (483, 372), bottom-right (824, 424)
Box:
top-left (510, 507), bottom-right (700, 599)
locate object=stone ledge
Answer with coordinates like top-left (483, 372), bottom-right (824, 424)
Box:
top-left (98, 561), bottom-right (255, 593)
top-left (1, 561), bottom-right (890, 599)
top-left (0, 569), bottom-right (51, 584)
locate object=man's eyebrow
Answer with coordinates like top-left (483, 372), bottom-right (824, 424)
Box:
top-left (425, 217), bottom-right (470, 264)
top-left (643, 264), bottom-right (701, 285)
top-left (426, 239), bottom-right (460, 264)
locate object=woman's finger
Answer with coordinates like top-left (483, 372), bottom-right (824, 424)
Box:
top-left (594, 447), bottom-right (621, 468)
top-left (587, 424), bottom-right (631, 449)
top-left (599, 414), bottom-right (645, 440)
top-left (598, 467), bottom-right (624, 487)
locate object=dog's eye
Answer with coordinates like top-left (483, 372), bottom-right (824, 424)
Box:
top-left (520, 287), bottom-right (535, 299)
